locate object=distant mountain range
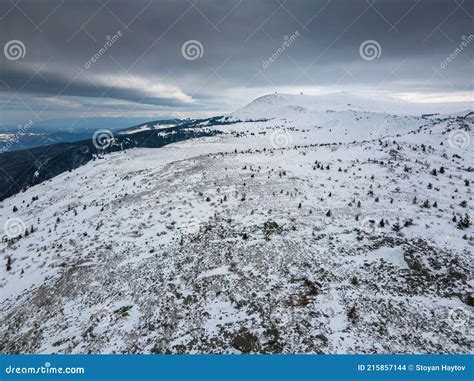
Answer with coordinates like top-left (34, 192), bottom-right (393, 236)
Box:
top-left (0, 118), bottom-right (184, 152)
top-left (0, 118), bottom-right (223, 201)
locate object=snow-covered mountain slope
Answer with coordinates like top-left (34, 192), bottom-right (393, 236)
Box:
top-left (232, 92), bottom-right (408, 117)
top-left (0, 94), bottom-right (472, 354)
top-left (228, 93), bottom-right (435, 145)
top-left (232, 92), bottom-right (471, 119)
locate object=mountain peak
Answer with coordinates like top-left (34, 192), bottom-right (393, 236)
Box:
top-left (232, 92), bottom-right (472, 121)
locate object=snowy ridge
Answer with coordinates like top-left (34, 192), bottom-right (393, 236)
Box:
top-left (231, 92), bottom-right (471, 119)
top-left (0, 93), bottom-right (472, 354)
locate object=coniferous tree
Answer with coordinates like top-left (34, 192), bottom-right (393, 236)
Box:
top-left (392, 222), bottom-right (401, 232)
top-left (457, 214), bottom-right (471, 230)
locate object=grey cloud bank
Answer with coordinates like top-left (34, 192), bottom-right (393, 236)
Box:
top-left (0, 0), bottom-right (472, 125)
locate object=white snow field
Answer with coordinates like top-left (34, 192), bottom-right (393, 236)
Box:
top-left (0, 93), bottom-right (472, 354)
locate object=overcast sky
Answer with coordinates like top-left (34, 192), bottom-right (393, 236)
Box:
top-left (0, 0), bottom-right (473, 126)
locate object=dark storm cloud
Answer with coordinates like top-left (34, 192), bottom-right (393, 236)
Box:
top-left (1, 65), bottom-right (194, 107)
top-left (0, 0), bottom-right (472, 122)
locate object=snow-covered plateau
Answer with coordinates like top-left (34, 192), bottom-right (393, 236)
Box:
top-left (0, 93), bottom-right (472, 354)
